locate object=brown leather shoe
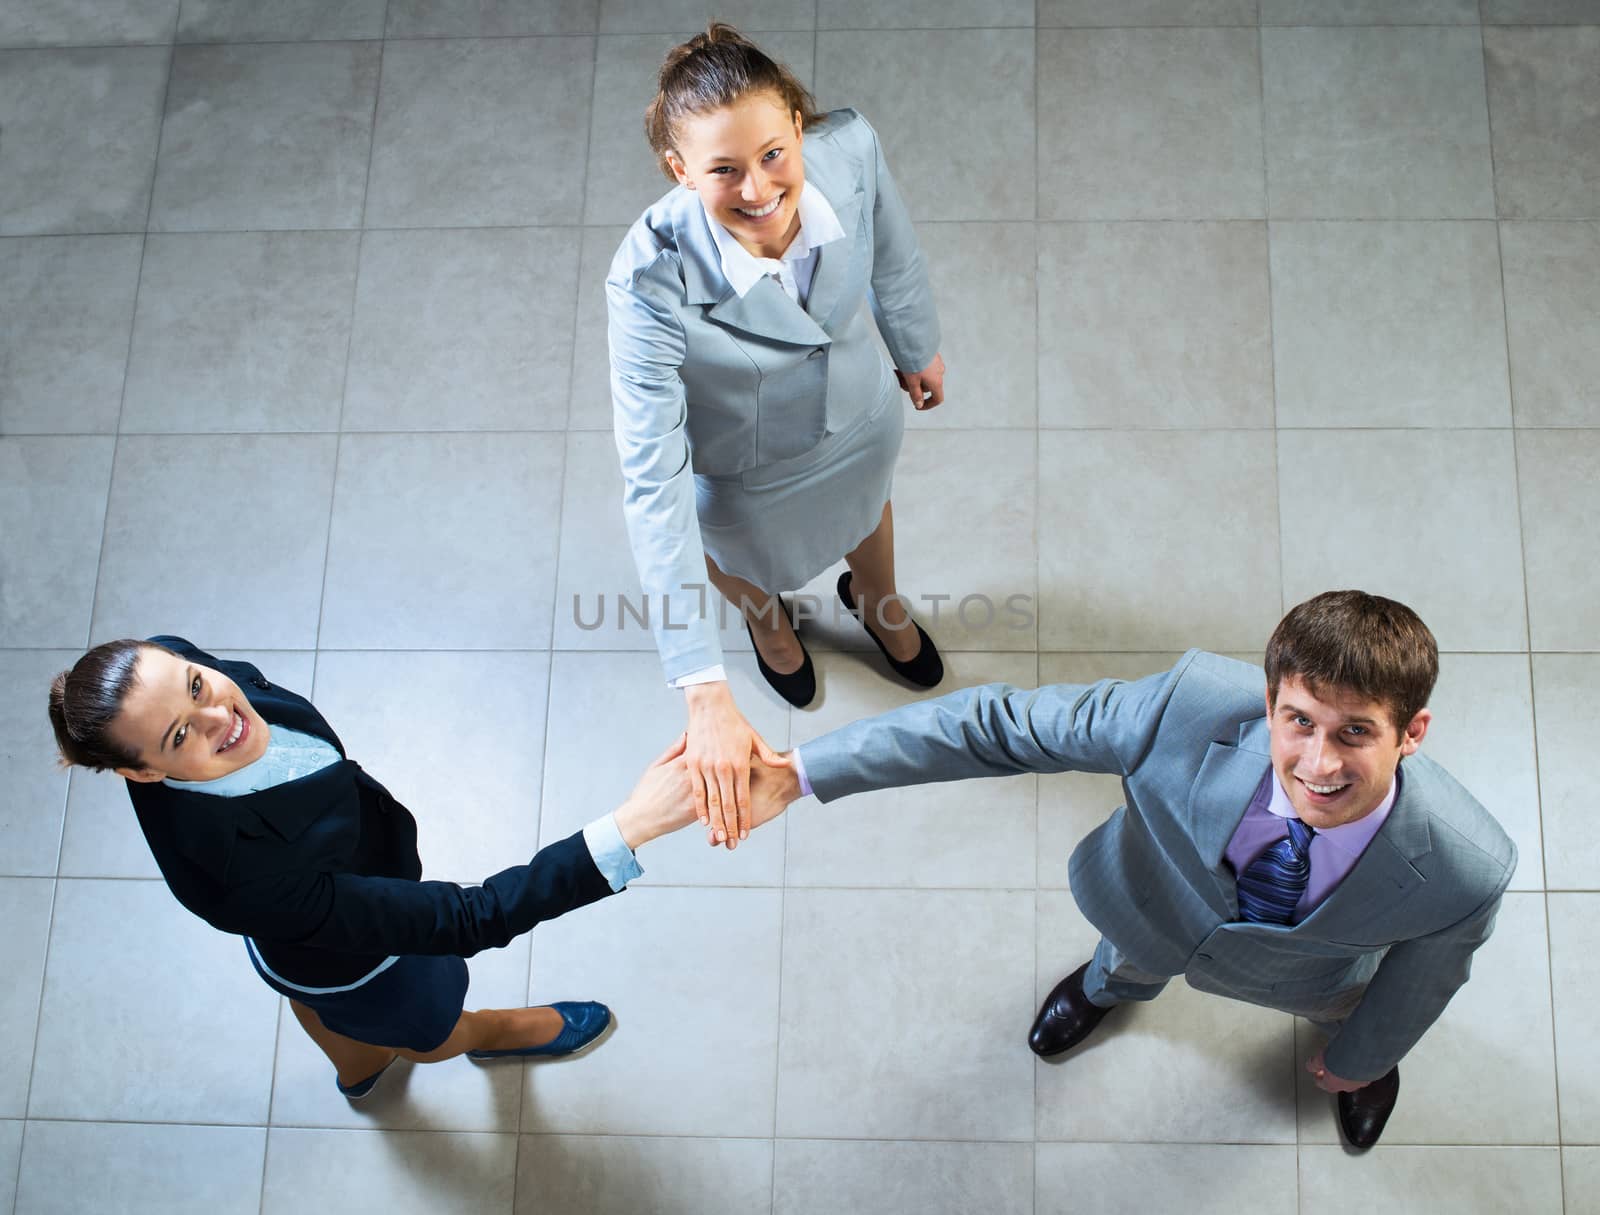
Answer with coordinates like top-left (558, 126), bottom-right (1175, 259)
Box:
top-left (1028, 961), bottom-right (1113, 1058)
top-left (1337, 1065), bottom-right (1400, 1151)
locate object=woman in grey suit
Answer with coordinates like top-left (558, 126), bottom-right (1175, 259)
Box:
top-left (608, 25), bottom-right (947, 849)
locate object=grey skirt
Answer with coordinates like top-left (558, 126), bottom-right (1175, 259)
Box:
top-left (695, 373), bottom-right (904, 593)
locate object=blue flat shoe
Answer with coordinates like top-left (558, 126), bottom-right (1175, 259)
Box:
top-left (466, 1001), bottom-right (612, 1061)
top-left (336, 1055), bottom-right (397, 1100)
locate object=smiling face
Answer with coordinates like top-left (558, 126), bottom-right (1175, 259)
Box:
top-left (1267, 674), bottom-right (1430, 830)
top-left (111, 647), bottom-right (270, 783)
top-left (665, 89), bottom-right (805, 260)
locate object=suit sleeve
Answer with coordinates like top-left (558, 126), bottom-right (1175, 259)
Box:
top-left (1322, 882), bottom-right (1510, 1082)
top-left (212, 830), bottom-right (618, 959)
top-left (858, 114), bottom-right (940, 374)
top-left (606, 257), bottom-right (723, 682)
top-left (800, 665), bottom-right (1185, 803)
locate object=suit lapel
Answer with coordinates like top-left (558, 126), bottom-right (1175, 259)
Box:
top-left (706, 276), bottom-right (833, 348)
top-left (802, 187), bottom-right (864, 332)
top-left (1293, 767), bottom-right (1430, 938)
top-left (1187, 717), bottom-right (1274, 913)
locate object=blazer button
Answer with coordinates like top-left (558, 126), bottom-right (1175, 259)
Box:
top-left (251, 676), bottom-right (270, 690)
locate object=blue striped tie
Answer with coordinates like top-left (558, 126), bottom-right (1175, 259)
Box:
top-left (1236, 818), bottom-right (1315, 925)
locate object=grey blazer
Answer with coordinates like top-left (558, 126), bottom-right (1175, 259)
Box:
top-left (798, 651), bottom-right (1517, 1082)
top-left (606, 109), bottom-right (940, 682)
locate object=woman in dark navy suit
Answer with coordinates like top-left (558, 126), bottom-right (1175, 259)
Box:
top-left (48, 636), bottom-right (697, 1100)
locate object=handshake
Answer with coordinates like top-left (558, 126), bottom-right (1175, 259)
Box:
top-left (610, 734), bottom-right (802, 854)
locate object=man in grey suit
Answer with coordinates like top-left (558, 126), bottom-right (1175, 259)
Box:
top-left (745, 591), bottom-right (1515, 1151)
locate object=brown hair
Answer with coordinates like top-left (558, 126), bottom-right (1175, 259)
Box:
top-left (1265, 591), bottom-right (1438, 737)
top-left (48, 639), bottom-right (167, 771)
top-left (644, 23), bottom-right (825, 181)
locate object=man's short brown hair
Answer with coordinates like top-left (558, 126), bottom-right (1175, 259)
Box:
top-left (1265, 591), bottom-right (1438, 736)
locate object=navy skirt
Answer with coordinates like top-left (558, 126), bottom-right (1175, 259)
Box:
top-left (246, 938), bottom-right (469, 1052)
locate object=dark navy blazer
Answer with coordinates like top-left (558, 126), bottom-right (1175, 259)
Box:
top-left (127, 637), bottom-right (615, 986)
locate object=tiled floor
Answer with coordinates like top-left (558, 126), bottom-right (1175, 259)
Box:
top-left (1, 0), bottom-right (1597, 1212)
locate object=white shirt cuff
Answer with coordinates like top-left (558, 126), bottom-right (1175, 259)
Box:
top-left (582, 813), bottom-right (644, 892)
top-left (792, 747), bottom-right (815, 799)
top-left (673, 665), bottom-right (727, 688)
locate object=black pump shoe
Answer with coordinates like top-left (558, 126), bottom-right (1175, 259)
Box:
top-left (837, 572), bottom-right (943, 688)
top-left (746, 597), bottom-right (816, 708)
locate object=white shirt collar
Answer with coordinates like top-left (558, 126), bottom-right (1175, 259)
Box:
top-left (701, 183), bottom-right (846, 299)
top-left (1266, 766), bottom-right (1399, 857)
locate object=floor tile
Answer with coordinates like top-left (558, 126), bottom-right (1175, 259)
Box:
top-left (818, 0), bottom-right (1032, 26)
top-left (16, 1122), bottom-right (265, 1215)
top-left (0, 436), bottom-right (114, 648)
top-left (540, 650), bottom-right (788, 886)
top-left (524, 886), bottom-right (783, 1136)
top-left (774, 1140), bottom-right (1031, 1215)
top-left (150, 42), bottom-right (379, 231)
top-left (518, 1135), bottom-right (773, 1215)
top-left (792, 429), bottom-right (1038, 654)
top-left (598, 0), bottom-right (811, 33)
top-left (1484, 26), bottom-right (1600, 220)
top-left (0, 47), bottom-right (167, 235)
top-left (366, 38), bottom-right (593, 228)
top-left (582, 31), bottom-right (812, 227)
top-left (319, 432), bottom-right (562, 649)
top-left (122, 232), bottom-right (358, 434)
top-left (777, 888), bottom-right (1035, 1139)
top-left (0, 0), bottom-right (178, 47)
top-left (1501, 222), bottom-right (1600, 427)
top-left (1566, 1148), bottom-right (1600, 1208)
top-left (1517, 430), bottom-right (1600, 652)
top-left (1035, 890), bottom-right (1299, 1143)
top-left (1295, 893), bottom-right (1557, 1144)
top-left (1483, 0), bottom-right (1600, 19)
top-left (1270, 221), bottom-right (1511, 428)
top-left (815, 30), bottom-right (1034, 222)
top-left (29, 878), bottom-right (279, 1122)
top-left (1262, 27), bottom-right (1495, 218)
top-left (269, 937), bottom-right (530, 1132)
top-left (1533, 656), bottom-right (1600, 890)
top-left (1038, 29), bottom-right (1264, 220)
top-left (386, 0), bottom-right (597, 36)
top-left (0, 234), bottom-right (142, 434)
top-left (1549, 894), bottom-right (1600, 1143)
top-left (0, 1120), bottom-right (17, 1214)
top-left (1424, 654), bottom-right (1542, 890)
top-left (551, 431), bottom-right (752, 654)
top-left (0, 651), bottom-right (76, 876)
top-left (1036, 652), bottom-right (1208, 889)
top-left (177, 0), bottom-right (387, 42)
top-left (568, 226), bottom-right (628, 430)
top-left (909, 222), bottom-right (1036, 429)
top-left (57, 651), bottom-right (316, 880)
top-left (1040, 0), bottom-right (1256, 23)
top-left (1276, 430), bottom-right (1527, 652)
top-left (1035, 1143), bottom-right (1296, 1215)
top-left (310, 650), bottom-right (548, 885)
top-left (786, 651), bottom-right (1038, 889)
top-left (1037, 222), bottom-right (1272, 427)
top-left (262, 1128), bottom-right (516, 1213)
top-left (1038, 429), bottom-right (1281, 652)
top-left (344, 228), bottom-right (578, 432)
top-left (1262, 0), bottom-right (1478, 20)
top-left (0, 879), bottom-right (53, 1118)
top-left (1298, 1146), bottom-right (1564, 1214)
top-left (93, 433), bottom-right (336, 650)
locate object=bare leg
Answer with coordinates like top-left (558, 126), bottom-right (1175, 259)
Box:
top-left (291, 1000), bottom-right (568, 1078)
top-left (290, 999), bottom-right (397, 1088)
top-left (704, 555), bottom-right (805, 675)
top-left (843, 501), bottom-right (920, 662)
top-left (397, 1006), bottom-right (565, 1064)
